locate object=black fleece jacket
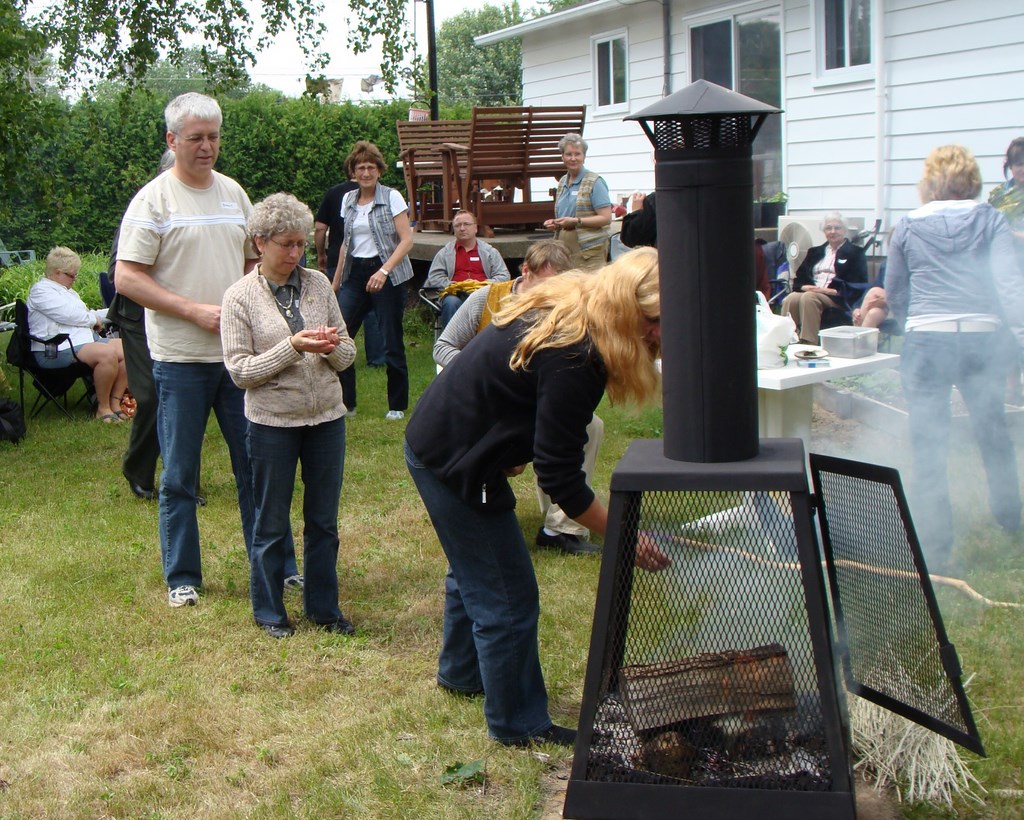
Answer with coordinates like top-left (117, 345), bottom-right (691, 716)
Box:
top-left (405, 318), bottom-right (606, 516)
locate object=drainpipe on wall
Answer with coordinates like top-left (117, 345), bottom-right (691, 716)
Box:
top-left (872, 0), bottom-right (886, 242)
top-left (662, 0), bottom-right (672, 98)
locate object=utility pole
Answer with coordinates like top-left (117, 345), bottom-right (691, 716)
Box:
top-left (425, 0), bottom-right (439, 120)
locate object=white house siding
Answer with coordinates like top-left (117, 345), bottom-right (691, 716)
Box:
top-left (520, 6), bottom-right (669, 203)
top-left (883, 0), bottom-right (1024, 221)
top-left (505, 0), bottom-right (1022, 238)
top-left (784, 0), bottom-right (1023, 233)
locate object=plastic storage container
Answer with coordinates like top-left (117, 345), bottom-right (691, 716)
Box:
top-left (818, 326), bottom-right (879, 359)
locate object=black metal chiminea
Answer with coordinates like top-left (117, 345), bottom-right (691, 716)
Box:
top-left (563, 81), bottom-right (982, 819)
top-left (631, 80), bottom-right (779, 463)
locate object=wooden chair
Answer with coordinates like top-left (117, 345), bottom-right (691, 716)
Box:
top-left (396, 119), bottom-right (472, 232)
top-left (443, 106), bottom-right (586, 234)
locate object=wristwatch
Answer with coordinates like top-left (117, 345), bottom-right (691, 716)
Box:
top-left (380, 268), bottom-right (391, 277)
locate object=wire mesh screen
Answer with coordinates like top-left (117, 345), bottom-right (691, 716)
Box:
top-left (811, 455), bottom-right (984, 754)
top-left (650, 115), bottom-right (753, 151)
top-left (582, 488), bottom-right (835, 791)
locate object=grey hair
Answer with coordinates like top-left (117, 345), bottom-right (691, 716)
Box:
top-left (821, 211), bottom-right (846, 230)
top-left (157, 148), bottom-right (175, 174)
top-left (165, 93), bottom-right (222, 133)
top-left (249, 192), bottom-right (314, 239)
top-left (558, 132), bottom-right (588, 155)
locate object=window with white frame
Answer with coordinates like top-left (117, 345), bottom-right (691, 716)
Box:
top-left (592, 31), bottom-right (628, 112)
top-left (688, 7), bottom-right (783, 201)
top-left (821, 0), bottom-right (871, 71)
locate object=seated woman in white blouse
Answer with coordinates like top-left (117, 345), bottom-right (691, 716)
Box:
top-left (27, 246), bottom-right (128, 422)
top-left (781, 212), bottom-right (868, 344)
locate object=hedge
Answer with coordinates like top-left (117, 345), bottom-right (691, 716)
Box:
top-left (0, 89), bottom-right (423, 257)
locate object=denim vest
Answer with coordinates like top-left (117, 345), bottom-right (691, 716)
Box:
top-left (340, 184), bottom-right (414, 285)
top-left (556, 170), bottom-right (610, 251)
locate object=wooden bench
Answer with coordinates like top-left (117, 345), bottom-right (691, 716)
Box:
top-left (396, 119), bottom-right (472, 232)
top-left (443, 105), bottom-right (586, 234)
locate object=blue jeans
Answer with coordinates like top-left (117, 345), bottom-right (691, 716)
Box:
top-left (439, 293), bottom-right (469, 329)
top-left (405, 441), bottom-right (552, 743)
top-left (901, 331), bottom-right (1021, 564)
top-left (247, 417), bottom-right (346, 627)
top-left (337, 257), bottom-right (408, 411)
top-left (328, 264), bottom-right (384, 367)
top-left (152, 361), bottom-right (257, 588)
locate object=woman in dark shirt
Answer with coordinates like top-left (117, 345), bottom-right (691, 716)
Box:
top-left (404, 247), bottom-right (669, 748)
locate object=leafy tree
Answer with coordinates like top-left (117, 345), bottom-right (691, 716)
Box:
top-left (25, 0), bottom-right (427, 97)
top-left (541, 0), bottom-right (588, 12)
top-left (436, 3), bottom-right (524, 106)
top-left (0, 1), bottom-right (50, 182)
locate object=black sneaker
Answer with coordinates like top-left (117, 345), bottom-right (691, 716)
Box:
top-left (502, 724), bottom-right (577, 748)
top-left (437, 679), bottom-right (484, 698)
top-left (317, 615), bottom-right (356, 635)
top-left (258, 622), bottom-right (295, 639)
top-left (535, 528), bottom-right (601, 555)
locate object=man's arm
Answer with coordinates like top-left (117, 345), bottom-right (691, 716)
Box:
top-left (115, 260), bottom-right (223, 334)
top-left (314, 221), bottom-right (329, 272)
top-left (424, 246), bottom-right (454, 290)
top-left (484, 244), bottom-right (510, 282)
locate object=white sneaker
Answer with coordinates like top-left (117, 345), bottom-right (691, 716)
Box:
top-left (385, 410), bottom-right (405, 420)
top-left (168, 585), bottom-right (199, 607)
top-left (284, 574), bottom-right (304, 593)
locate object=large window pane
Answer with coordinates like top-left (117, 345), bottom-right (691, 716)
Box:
top-left (738, 10), bottom-right (782, 199)
top-left (823, 0), bottom-right (871, 70)
top-left (691, 20), bottom-right (732, 88)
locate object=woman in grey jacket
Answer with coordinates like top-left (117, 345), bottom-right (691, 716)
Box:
top-left (222, 193), bottom-right (357, 638)
top-left (886, 145), bottom-right (1024, 572)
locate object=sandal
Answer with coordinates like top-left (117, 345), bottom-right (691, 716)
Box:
top-left (96, 413), bottom-right (122, 423)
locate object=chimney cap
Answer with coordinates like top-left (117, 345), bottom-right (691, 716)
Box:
top-left (627, 79), bottom-right (781, 122)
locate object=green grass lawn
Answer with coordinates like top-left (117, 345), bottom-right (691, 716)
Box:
top-left (1, 308), bottom-right (1022, 818)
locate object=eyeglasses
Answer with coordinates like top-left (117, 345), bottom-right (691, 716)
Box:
top-left (180, 133), bottom-right (220, 145)
top-left (823, 225), bottom-right (845, 232)
top-left (267, 237), bottom-right (306, 251)
top-left (61, 270), bottom-right (78, 281)
top-left (453, 221), bottom-right (476, 229)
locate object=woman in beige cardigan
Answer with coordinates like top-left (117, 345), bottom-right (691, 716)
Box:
top-left (222, 193), bottom-right (357, 639)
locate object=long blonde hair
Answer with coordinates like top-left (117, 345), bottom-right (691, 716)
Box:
top-left (493, 246), bottom-right (661, 405)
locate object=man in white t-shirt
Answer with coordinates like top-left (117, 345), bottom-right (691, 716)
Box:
top-left (116, 93), bottom-right (260, 609)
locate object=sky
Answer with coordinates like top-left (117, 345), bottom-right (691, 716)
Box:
top-left (249, 0), bottom-right (494, 99)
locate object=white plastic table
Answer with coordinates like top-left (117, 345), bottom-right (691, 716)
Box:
top-left (757, 352), bottom-right (899, 442)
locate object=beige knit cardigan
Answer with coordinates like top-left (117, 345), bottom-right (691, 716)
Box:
top-left (221, 266), bottom-right (356, 427)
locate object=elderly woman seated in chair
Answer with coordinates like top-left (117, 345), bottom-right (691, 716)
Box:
top-left (782, 212), bottom-right (868, 345)
top-left (27, 246), bottom-right (129, 422)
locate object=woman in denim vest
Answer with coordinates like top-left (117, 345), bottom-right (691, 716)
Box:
top-left (544, 133), bottom-right (612, 271)
top-left (331, 141), bottom-right (415, 420)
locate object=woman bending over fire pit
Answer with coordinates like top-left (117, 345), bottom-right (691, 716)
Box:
top-left (404, 247), bottom-right (670, 748)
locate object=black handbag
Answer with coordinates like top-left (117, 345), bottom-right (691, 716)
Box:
top-left (0, 398), bottom-right (26, 443)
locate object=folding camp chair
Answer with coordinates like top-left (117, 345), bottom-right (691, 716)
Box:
top-left (5, 300), bottom-right (94, 421)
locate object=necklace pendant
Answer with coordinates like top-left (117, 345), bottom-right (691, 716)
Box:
top-left (285, 308), bottom-right (294, 319)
